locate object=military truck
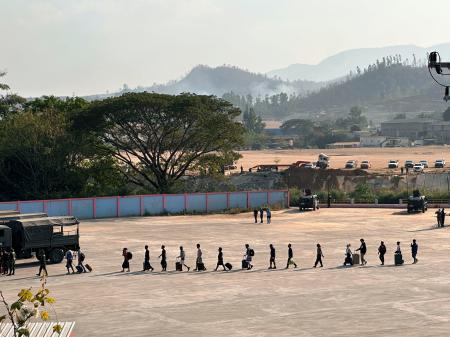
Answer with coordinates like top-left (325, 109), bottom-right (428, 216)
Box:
top-left (316, 153), bottom-right (330, 169)
top-left (299, 189), bottom-right (320, 211)
top-left (407, 190), bottom-right (428, 213)
top-left (0, 212), bottom-right (47, 224)
top-left (0, 216), bottom-right (80, 263)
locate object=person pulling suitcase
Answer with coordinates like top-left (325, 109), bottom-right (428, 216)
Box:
top-left (214, 247), bottom-right (227, 271)
top-left (143, 245), bottom-right (154, 272)
top-left (195, 244), bottom-right (206, 271)
top-left (177, 246), bottom-right (190, 271)
top-left (394, 241), bottom-right (404, 266)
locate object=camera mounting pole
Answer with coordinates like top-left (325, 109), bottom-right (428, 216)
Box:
top-left (428, 51), bottom-right (450, 101)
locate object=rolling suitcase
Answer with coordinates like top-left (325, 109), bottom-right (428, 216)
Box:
top-left (225, 263), bottom-right (232, 270)
top-left (176, 262), bottom-right (183, 271)
top-left (196, 262), bottom-right (206, 271)
top-left (242, 259), bottom-right (248, 269)
top-left (85, 264), bottom-right (92, 272)
top-left (394, 253), bottom-right (404, 266)
top-left (352, 253), bottom-right (360, 265)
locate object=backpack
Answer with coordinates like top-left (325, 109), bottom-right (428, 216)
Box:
top-left (127, 252), bottom-right (133, 260)
top-left (249, 249), bottom-right (255, 256)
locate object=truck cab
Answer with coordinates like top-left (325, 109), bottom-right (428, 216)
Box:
top-left (5, 216), bottom-right (80, 263)
top-left (0, 225), bottom-right (12, 249)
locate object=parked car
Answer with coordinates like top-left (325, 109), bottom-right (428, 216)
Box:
top-left (360, 160), bottom-right (371, 169)
top-left (404, 160), bottom-right (414, 169)
top-left (413, 163), bottom-right (424, 172)
top-left (435, 159), bottom-right (446, 168)
top-left (303, 162), bottom-right (317, 169)
top-left (345, 160), bottom-right (357, 169)
top-left (419, 160), bottom-right (429, 168)
top-left (388, 160), bottom-right (399, 169)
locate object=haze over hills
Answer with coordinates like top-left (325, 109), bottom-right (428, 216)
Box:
top-left (267, 43), bottom-right (450, 82)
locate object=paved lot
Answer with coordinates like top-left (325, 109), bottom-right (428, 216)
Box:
top-left (2, 208), bottom-right (450, 337)
top-left (238, 146), bottom-right (450, 173)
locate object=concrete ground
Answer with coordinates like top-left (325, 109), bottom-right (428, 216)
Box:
top-left (2, 208), bottom-right (450, 337)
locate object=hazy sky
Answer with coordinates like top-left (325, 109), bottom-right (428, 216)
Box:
top-left (1, 0), bottom-right (450, 97)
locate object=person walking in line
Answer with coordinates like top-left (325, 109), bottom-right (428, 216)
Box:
top-left (253, 209), bottom-right (258, 223)
top-left (327, 193), bottom-right (332, 208)
top-left (8, 249), bottom-right (15, 276)
top-left (143, 245), bottom-right (154, 272)
top-left (268, 244), bottom-right (276, 269)
top-left (436, 208), bottom-right (442, 227)
top-left (314, 243), bottom-right (324, 268)
top-left (214, 247), bottom-right (227, 271)
top-left (378, 241), bottom-right (386, 265)
top-left (77, 249), bottom-right (86, 273)
top-left (195, 244), bottom-right (206, 271)
top-left (37, 251), bottom-right (48, 277)
top-left (177, 246), bottom-right (190, 272)
top-left (159, 245), bottom-right (167, 271)
top-left (245, 244), bottom-right (254, 270)
top-left (266, 208), bottom-right (272, 224)
top-left (286, 243), bottom-right (298, 269)
top-left (121, 248), bottom-right (131, 272)
top-left (259, 208), bottom-right (264, 224)
top-left (442, 208), bottom-right (446, 227)
top-left (356, 238), bottom-right (367, 265)
top-left (65, 249), bottom-right (75, 274)
top-left (411, 239), bottom-right (418, 264)
top-left (395, 241), bottom-right (404, 265)
top-left (344, 244), bottom-right (353, 266)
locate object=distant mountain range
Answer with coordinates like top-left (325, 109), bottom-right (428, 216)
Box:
top-left (267, 43), bottom-right (450, 82)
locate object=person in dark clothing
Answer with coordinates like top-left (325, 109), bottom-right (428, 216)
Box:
top-left (327, 193), bottom-right (331, 208)
top-left (378, 241), bottom-right (386, 265)
top-left (356, 238), bottom-right (367, 265)
top-left (65, 250), bottom-right (75, 274)
top-left (121, 248), bottom-right (130, 272)
top-left (253, 209), bottom-right (258, 223)
top-left (159, 245), bottom-right (167, 271)
top-left (143, 245), bottom-right (154, 271)
top-left (441, 208), bottom-right (446, 227)
top-left (268, 244), bottom-right (276, 269)
top-left (259, 208), bottom-right (264, 223)
top-left (436, 208), bottom-right (442, 227)
top-left (8, 250), bottom-right (15, 276)
top-left (214, 247), bottom-right (227, 271)
top-left (314, 243), bottom-right (324, 268)
top-left (245, 244), bottom-right (254, 270)
top-left (286, 243), bottom-right (297, 269)
top-left (37, 251), bottom-right (48, 277)
top-left (411, 239), bottom-right (418, 264)
top-left (77, 249), bottom-right (86, 273)
top-left (2, 250), bottom-right (9, 275)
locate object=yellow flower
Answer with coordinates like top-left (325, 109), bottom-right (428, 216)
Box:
top-left (40, 310), bottom-right (49, 321)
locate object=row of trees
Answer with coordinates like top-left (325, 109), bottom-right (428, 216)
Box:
top-left (0, 73), bottom-right (244, 200)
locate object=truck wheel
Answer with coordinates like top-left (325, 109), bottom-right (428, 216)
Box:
top-left (49, 248), bottom-right (65, 264)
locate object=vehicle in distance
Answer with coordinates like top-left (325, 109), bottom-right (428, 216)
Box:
top-left (299, 189), bottom-right (319, 211)
top-left (316, 153), bottom-right (330, 169)
top-left (388, 160), bottom-right (399, 169)
top-left (360, 160), bottom-right (371, 169)
top-left (404, 160), bottom-right (414, 169)
top-left (435, 159), bottom-right (446, 168)
top-left (407, 190), bottom-right (428, 213)
top-left (0, 216), bottom-right (80, 263)
top-left (303, 162), bottom-right (316, 169)
top-left (413, 163), bottom-right (424, 172)
top-left (345, 160), bottom-right (357, 169)
top-left (419, 160), bottom-right (429, 168)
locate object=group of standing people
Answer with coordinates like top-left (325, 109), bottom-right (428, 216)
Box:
top-left (436, 208), bottom-right (447, 227)
top-left (253, 208), bottom-right (271, 224)
top-left (0, 248), bottom-right (15, 276)
top-left (344, 239), bottom-right (418, 266)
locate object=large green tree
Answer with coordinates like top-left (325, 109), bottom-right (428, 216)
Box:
top-left (74, 92), bottom-right (245, 193)
top-left (0, 71), bottom-right (26, 118)
top-left (0, 96), bottom-right (123, 200)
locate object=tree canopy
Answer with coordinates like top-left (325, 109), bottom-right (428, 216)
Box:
top-left (74, 92), bottom-right (244, 193)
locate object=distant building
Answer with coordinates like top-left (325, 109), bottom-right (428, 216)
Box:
top-left (360, 135), bottom-right (410, 147)
top-left (380, 118), bottom-right (450, 144)
top-left (326, 141), bottom-right (360, 149)
top-left (380, 119), bottom-right (433, 139)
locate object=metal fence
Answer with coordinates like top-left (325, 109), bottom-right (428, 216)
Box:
top-left (0, 190), bottom-right (289, 220)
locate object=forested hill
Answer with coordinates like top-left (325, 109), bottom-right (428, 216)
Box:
top-left (295, 63), bottom-right (446, 117)
top-left (85, 65), bottom-right (323, 100)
